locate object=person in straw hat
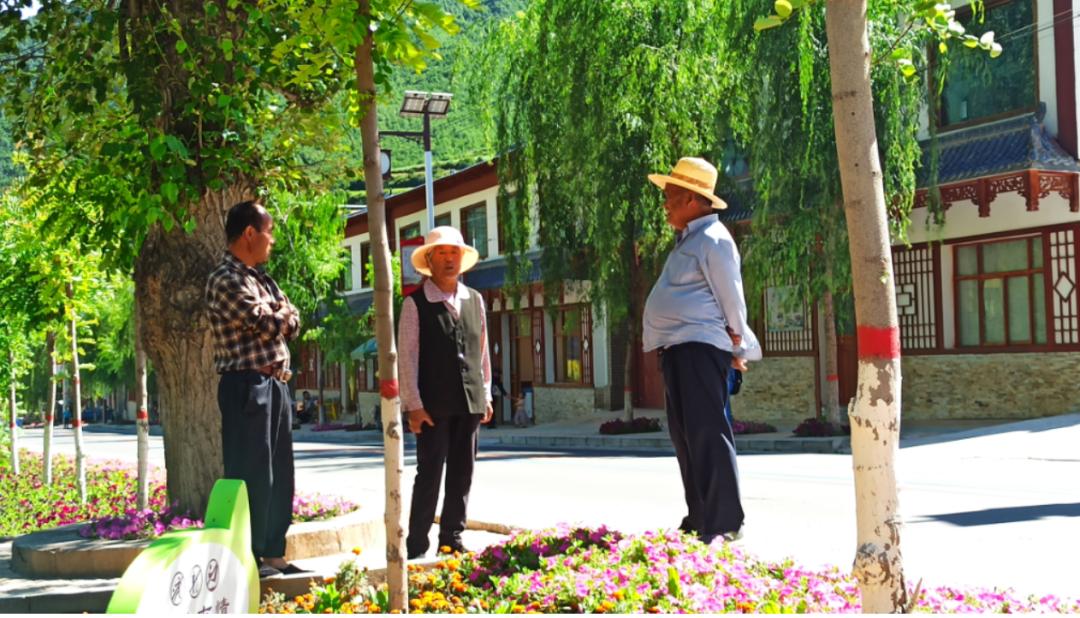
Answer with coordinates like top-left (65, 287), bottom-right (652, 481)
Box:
top-left (642, 157), bottom-right (762, 545)
top-left (397, 225), bottom-right (493, 559)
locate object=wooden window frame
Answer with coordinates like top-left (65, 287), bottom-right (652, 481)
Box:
top-left (930, 0), bottom-right (1040, 131)
top-left (460, 202), bottom-right (489, 260)
top-left (953, 233), bottom-right (1049, 349)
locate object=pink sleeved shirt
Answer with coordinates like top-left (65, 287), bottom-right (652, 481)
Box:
top-left (398, 279), bottom-right (492, 412)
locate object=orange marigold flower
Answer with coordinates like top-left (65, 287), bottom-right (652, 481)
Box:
top-left (352, 547), bottom-right (363, 555)
top-left (324, 576), bottom-right (336, 584)
top-left (439, 545), bottom-right (452, 554)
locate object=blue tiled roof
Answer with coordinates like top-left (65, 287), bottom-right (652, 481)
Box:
top-left (918, 113), bottom-right (1080, 185)
top-left (463, 255), bottom-right (543, 291)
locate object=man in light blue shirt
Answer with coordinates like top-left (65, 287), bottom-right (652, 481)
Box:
top-left (643, 157), bottom-right (761, 544)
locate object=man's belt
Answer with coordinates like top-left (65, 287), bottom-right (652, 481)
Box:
top-left (257, 362), bottom-right (293, 382)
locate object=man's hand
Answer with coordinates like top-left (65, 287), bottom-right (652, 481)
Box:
top-left (408, 409), bottom-right (435, 434)
top-left (481, 403), bottom-right (494, 424)
top-left (726, 326), bottom-right (742, 348)
top-left (732, 356), bottom-right (749, 372)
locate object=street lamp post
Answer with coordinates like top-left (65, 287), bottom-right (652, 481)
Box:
top-left (380, 90), bottom-right (452, 233)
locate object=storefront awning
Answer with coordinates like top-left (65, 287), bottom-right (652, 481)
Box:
top-left (350, 338), bottom-right (378, 360)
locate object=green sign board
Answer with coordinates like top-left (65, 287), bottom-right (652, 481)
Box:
top-left (107, 479), bottom-right (259, 614)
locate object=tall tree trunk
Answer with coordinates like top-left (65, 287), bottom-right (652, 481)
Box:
top-left (7, 351), bottom-right (18, 476)
top-left (825, 2), bottom-right (906, 612)
top-left (355, 7), bottom-right (407, 609)
top-left (340, 362), bottom-right (350, 422)
top-left (821, 287), bottom-right (842, 425)
top-left (134, 298), bottom-right (151, 510)
top-left (43, 331), bottom-right (57, 485)
top-left (135, 186), bottom-right (251, 514)
top-left (66, 283), bottom-right (87, 505)
top-left (317, 349), bottom-right (325, 426)
top-left (622, 335), bottom-right (635, 421)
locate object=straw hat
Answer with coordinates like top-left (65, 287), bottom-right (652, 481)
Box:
top-left (647, 157), bottom-right (727, 209)
top-left (410, 226), bottom-right (480, 277)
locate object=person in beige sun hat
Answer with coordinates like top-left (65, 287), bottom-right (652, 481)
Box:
top-left (410, 226), bottom-right (481, 277)
top-left (398, 224), bottom-right (492, 560)
top-left (647, 156), bottom-right (728, 210)
top-left (643, 155), bottom-right (761, 547)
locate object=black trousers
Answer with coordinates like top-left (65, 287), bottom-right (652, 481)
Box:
top-left (218, 370), bottom-right (295, 560)
top-left (661, 342), bottom-right (744, 539)
top-left (406, 413), bottom-right (482, 554)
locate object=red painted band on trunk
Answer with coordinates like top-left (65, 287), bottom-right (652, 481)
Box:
top-left (46, 415), bottom-right (54, 423)
top-left (136, 410), bottom-right (149, 420)
top-left (826, 374), bottom-right (840, 382)
top-left (381, 379), bottom-right (399, 399)
top-left (857, 325), bottom-right (902, 360)
top-left (72, 419), bottom-right (82, 428)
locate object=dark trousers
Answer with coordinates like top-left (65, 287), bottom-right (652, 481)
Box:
top-left (406, 413), bottom-right (482, 554)
top-left (218, 371), bottom-right (295, 560)
top-left (661, 342), bottom-right (744, 539)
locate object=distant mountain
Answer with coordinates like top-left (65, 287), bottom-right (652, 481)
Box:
top-left (364, 0), bottom-right (527, 198)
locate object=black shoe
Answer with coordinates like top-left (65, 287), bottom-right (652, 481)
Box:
top-left (678, 516), bottom-right (697, 535)
top-left (258, 565), bottom-right (282, 578)
top-left (280, 563), bottom-right (312, 575)
top-left (407, 548), bottom-right (428, 560)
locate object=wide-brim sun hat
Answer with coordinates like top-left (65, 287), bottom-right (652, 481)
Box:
top-left (410, 225), bottom-right (480, 277)
top-left (647, 157), bottom-right (728, 209)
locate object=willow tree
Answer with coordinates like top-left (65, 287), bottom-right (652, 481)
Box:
top-left (0, 0), bottom-right (373, 511)
top-left (754, 0), bottom-right (1000, 611)
top-left (723, 3), bottom-right (922, 425)
top-left (474, 0), bottom-right (737, 418)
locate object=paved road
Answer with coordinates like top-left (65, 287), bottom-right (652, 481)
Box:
top-left (18, 415), bottom-right (1080, 597)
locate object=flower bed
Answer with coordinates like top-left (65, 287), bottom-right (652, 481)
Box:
top-left (599, 417), bottom-right (662, 435)
top-left (732, 420), bottom-right (777, 435)
top-left (1, 450), bottom-right (357, 540)
top-left (260, 526), bottom-right (1080, 614)
top-left (793, 417), bottom-right (851, 437)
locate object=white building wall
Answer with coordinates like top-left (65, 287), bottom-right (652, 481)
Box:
top-left (591, 307), bottom-right (610, 389)
top-left (905, 191), bottom-right (1076, 244)
top-left (1037, 0), bottom-right (1059, 134)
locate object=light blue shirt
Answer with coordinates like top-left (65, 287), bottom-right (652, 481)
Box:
top-left (642, 214), bottom-right (762, 360)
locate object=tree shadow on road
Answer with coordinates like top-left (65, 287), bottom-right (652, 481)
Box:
top-left (915, 502), bottom-right (1080, 526)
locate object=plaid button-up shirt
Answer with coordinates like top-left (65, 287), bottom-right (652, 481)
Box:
top-left (205, 251), bottom-right (300, 374)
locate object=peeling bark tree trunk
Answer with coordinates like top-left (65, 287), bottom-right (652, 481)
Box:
top-left (825, 2), bottom-right (906, 612)
top-left (135, 186), bottom-right (251, 514)
top-left (7, 351), bottom-right (17, 476)
top-left (821, 287), bottom-right (842, 425)
top-left (355, 5), bottom-right (407, 610)
top-left (43, 331), bottom-right (57, 485)
top-left (66, 283), bottom-right (87, 505)
top-left (134, 299), bottom-right (151, 510)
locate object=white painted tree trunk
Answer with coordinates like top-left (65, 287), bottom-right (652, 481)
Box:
top-left (67, 283), bottom-right (88, 505)
top-left (43, 331), bottom-right (57, 485)
top-left (824, 2), bottom-right (907, 612)
top-left (135, 301), bottom-right (150, 510)
top-left (821, 287), bottom-right (842, 426)
top-left (8, 352), bottom-right (18, 476)
top-left (355, 5), bottom-right (407, 610)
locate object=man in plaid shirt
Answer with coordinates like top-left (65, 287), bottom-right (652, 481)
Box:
top-left (206, 199), bottom-right (305, 578)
